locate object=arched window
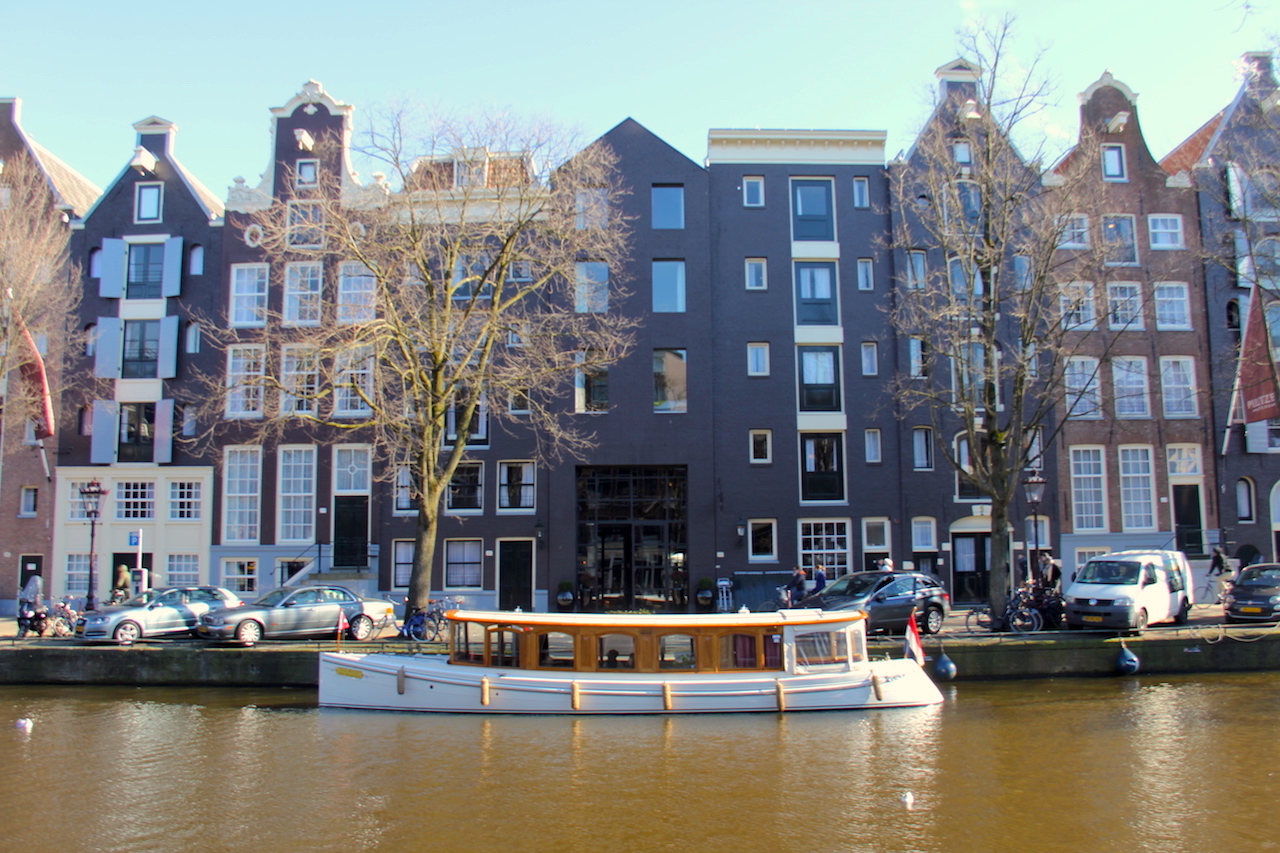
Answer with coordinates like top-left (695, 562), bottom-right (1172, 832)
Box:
top-left (1238, 478), bottom-right (1256, 523)
top-left (88, 247), bottom-right (102, 278)
top-left (188, 244), bottom-right (204, 275)
top-left (83, 323), bottom-right (96, 356)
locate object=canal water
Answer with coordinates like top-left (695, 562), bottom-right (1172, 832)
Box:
top-left (3, 674), bottom-right (1277, 853)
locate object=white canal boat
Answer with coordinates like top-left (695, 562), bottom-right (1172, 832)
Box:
top-left (319, 608), bottom-right (943, 714)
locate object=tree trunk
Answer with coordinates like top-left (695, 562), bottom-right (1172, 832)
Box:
top-left (989, 497), bottom-right (1011, 617)
top-left (407, 502), bottom-right (440, 613)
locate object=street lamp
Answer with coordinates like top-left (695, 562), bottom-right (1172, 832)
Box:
top-left (80, 480), bottom-right (106, 611)
top-left (1023, 473), bottom-right (1047, 586)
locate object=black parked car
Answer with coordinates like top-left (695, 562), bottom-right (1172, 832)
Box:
top-left (797, 571), bottom-right (952, 634)
top-left (1223, 563), bottom-right (1280, 623)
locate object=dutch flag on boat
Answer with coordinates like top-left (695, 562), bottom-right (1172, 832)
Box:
top-left (904, 608), bottom-right (925, 666)
top-left (337, 609), bottom-right (350, 634)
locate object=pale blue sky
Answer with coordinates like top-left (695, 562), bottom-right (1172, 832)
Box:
top-left (1, 0), bottom-right (1275, 193)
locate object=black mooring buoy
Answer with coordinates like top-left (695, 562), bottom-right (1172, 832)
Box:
top-left (934, 650), bottom-right (957, 681)
top-left (1116, 643), bottom-right (1140, 675)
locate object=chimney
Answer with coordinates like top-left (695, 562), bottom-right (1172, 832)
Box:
top-left (1242, 51), bottom-right (1277, 96)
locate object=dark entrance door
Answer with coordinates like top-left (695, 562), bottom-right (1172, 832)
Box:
top-left (18, 556), bottom-right (42, 595)
top-left (951, 534), bottom-right (990, 604)
top-left (333, 496), bottom-right (369, 568)
top-left (1173, 484), bottom-right (1205, 556)
top-left (497, 540), bottom-right (534, 611)
top-left (111, 552), bottom-right (153, 594)
top-left (598, 524), bottom-right (633, 610)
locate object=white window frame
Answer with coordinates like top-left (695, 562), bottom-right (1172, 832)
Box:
top-left (334, 347), bottom-right (374, 417)
top-left (799, 519), bottom-right (851, 577)
top-left (856, 258), bottom-right (874, 291)
top-left (745, 258), bottom-right (767, 291)
top-left (1102, 214), bottom-right (1139, 266)
top-left (169, 481), bottom-right (202, 521)
top-left (1112, 356), bottom-right (1151, 419)
top-left (1066, 357), bottom-right (1102, 419)
top-left (1160, 356), bottom-right (1199, 418)
top-left (1101, 144), bottom-right (1127, 181)
top-left (852, 176), bottom-right (870, 208)
top-left (1237, 477), bottom-right (1256, 523)
top-left (1154, 282), bottom-right (1192, 330)
top-left (18, 486), bottom-right (37, 517)
top-left (229, 264), bottom-right (268, 328)
top-left (167, 554), bottom-right (200, 586)
top-left (221, 559), bottom-right (258, 595)
top-left (1070, 446), bottom-right (1108, 531)
top-left (286, 201), bottom-right (324, 248)
top-left (864, 428), bottom-right (882, 464)
top-left (338, 262), bottom-right (376, 324)
top-left (333, 445), bottom-right (371, 494)
top-left (277, 446), bottom-right (316, 543)
top-left (1060, 281), bottom-right (1097, 330)
top-left (911, 517), bottom-right (937, 551)
top-left (748, 519), bottom-right (777, 562)
top-left (223, 446), bottom-right (262, 544)
top-left (134, 182), bottom-right (163, 223)
top-left (281, 344), bottom-right (318, 415)
top-left (1107, 282), bottom-right (1143, 330)
top-left (393, 540), bottom-right (415, 587)
top-left (1059, 214), bottom-right (1090, 249)
top-left (284, 261), bottom-right (323, 326)
top-left (747, 342), bottom-right (770, 377)
top-left (750, 429), bottom-right (772, 464)
top-left (497, 460), bottom-right (536, 512)
top-left (1119, 445), bottom-right (1156, 531)
top-left (912, 426), bottom-right (934, 470)
top-left (226, 345), bottom-right (265, 418)
top-left (743, 176), bottom-right (764, 207)
top-left (1148, 214), bottom-right (1184, 250)
top-left (574, 262), bottom-right (609, 313)
top-left (953, 140), bottom-right (973, 164)
top-left (909, 337), bottom-right (928, 378)
top-left (185, 321), bottom-right (201, 354)
top-left (443, 539), bottom-right (484, 588)
top-left (446, 463), bottom-right (484, 514)
top-left (862, 518), bottom-right (889, 553)
top-left (860, 342), bottom-right (878, 376)
top-left (295, 158), bottom-right (319, 188)
top-left (906, 251), bottom-right (926, 289)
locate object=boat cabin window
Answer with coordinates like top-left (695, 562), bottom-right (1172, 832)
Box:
top-left (538, 631), bottom-right (576, 667)
top-left (794, 629), bottom-right (850, 669)
top-left (452, 621), bottom-right (486, 664)
top-left (718, 633), bottom-right (759, 669)
top-left (489, 628), bottom-right (521, 668)
top-left (598, 634), bottom-right (636, 669)
top-left (658, 634), bottom-right (696, 670)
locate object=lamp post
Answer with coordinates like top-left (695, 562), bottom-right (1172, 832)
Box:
top-left (1023, 473), bottom-right (1047, 586)
top-left (80, 480), bottom-right (106, 611)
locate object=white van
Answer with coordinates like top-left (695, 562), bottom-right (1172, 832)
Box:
top-left (1064, 550), bottom-right (1194, 630)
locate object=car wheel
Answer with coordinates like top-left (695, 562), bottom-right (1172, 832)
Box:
top-left (113, 621), bottom-right (142, 644)
top-left (922, 606), bottom-right (945, 635)
top-left (348, 615), bottom-right (374, 641)
top-left (1173, 598), bottom-right (1190, 625)
top-left (1134, 609), bottom-right (1149, 631)
top-left (235, 620), bottom-right (264, 644)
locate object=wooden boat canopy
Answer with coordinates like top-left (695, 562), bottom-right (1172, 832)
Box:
top-left (444, 608), bottom-right (868, 675)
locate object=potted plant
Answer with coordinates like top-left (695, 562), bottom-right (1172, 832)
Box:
top-left (695, 577), bottom-right (715, 609)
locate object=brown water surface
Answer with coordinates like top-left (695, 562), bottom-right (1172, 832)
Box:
top-left (2, 674), bottom-right (1277, 852)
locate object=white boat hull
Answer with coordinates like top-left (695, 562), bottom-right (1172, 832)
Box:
top-left (319, 652), bottom-right (944, 714)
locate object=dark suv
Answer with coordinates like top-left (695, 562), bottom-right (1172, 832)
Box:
top-left (797, 571), bottom-right (951, 634)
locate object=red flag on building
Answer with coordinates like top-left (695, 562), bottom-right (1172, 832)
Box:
top-left (1239, 285), bottom-right (1280, 423)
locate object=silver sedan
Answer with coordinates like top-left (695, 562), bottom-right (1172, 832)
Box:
top-left (197, 585), bottom-right (393, 643)
top-left (76, 587), bottom-right (245, 643)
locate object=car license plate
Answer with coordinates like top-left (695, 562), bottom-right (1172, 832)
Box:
top-left (1242, 606), bottom-right (1263, 614)
top-left (1083, 615), bottom-right (1104, 623)
top-left (75, 625), bottom-right (84, 636)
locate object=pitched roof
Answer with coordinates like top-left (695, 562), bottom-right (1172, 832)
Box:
top-left (1160, 109), bottom-right (1225, 174)
top-left (0, 98), bottom-right (100, 216)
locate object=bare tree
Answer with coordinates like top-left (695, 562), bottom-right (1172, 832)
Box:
top-left (194, 112), bottom-right (634, 612)
top-left (0, 152), bottom-right (79, 445)
top-left (890, 19), bottom-right (1119, 615)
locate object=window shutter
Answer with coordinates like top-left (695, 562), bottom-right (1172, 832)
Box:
top-left (99, 239), bottom-right (125, 298)
top-left (157, 315), bottom-right (179, 378)
top-left (1245, 420), bottom-right (1271, 454)
top-left (94, 317), bottom-right (121, 378)
top-left (90, 401), bottom-right (118, 464)
top-left (1235, 229), bottom-right (1255, 288)
top-left (161, 237), bottom-right (184, 297)
top-left (1227, 162), bottom-right (1245, 219)
top-left (153, 399), bottom-right (174, 464)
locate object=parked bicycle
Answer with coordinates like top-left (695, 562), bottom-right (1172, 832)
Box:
top-left (965, 586), bottom-right (1055, 634)
top-left (46, 598), bottom-right (79, 638)
top-left (399, 596), bottom-right (464, 642)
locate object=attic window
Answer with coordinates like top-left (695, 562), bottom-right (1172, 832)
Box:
top-left (953, 140), bottom-right (972, 165)
top-left (1102, 145), bottom-right (1127, 181)
top-left (455, 157), bottom-right (489, 188)
top-left (135, 183), bottom-right (162, 223)
top-left (296, 159), bottom-right (319, 188)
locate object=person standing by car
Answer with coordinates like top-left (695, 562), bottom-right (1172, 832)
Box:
top-left (785, 566), bottom-right (808, 608)
top-left (1208, 546), bottom-right (1228, 577)
top-left (16, 575), bottom-right (42, 638)
top-left (881, 558), bottom-right (894, 572)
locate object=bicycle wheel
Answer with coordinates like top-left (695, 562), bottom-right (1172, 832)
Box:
top-left (1009, 607), bottom-right (1042, 634)
top-left (965, 607), bottom-right (993, 632)
top-left (421, 614), bottom-right (444, 643)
